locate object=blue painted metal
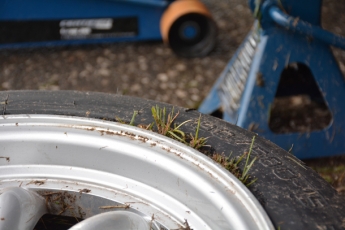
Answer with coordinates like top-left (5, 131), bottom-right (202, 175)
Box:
top-left (268, 7), bottom-right (345, 50)
top-left (200, 0), bottom-right (345, 159)
top-left (183, 25), bottom-right (197, 39)
top-left (107, 0), bottom-right (171, 7)
top-left (0, 0), bottom-right (172, 49)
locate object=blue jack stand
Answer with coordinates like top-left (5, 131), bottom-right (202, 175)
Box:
top-left (0, 0), bottom-right (216, 57)
top-left (199, 0), bottom-right (345, 159)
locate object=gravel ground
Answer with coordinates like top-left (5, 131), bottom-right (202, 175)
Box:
top-left (0, 0), bottom-right (254, 108)
top-left (0, 0), bottom-right (345, 192)
top-left (0, 0), bottom-right (344, 107)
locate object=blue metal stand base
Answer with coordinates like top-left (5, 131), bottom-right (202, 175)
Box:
top-left (200, 0), bottom-right (345, 159)
top-left (0, 0), bottom-right (166, 49)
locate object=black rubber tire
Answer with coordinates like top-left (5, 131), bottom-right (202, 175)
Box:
top-left (168, 13), bottom-right (217, 58)
top-left (1, 90), bottom-right (345, 230)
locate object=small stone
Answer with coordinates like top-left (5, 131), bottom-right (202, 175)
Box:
top-left (118, 54), bottom-right (126, 60)
top-left (290, 95), bottom-right (311, 106)
top-left (176, 89), bottom-right (187, 98)
top-left (1, 81), bottom-right (11, 89)
top-left (175, 63), bottom-right (186, 71)
top-left (25, 59), bottom-right (33, 65)
top-left (141, 77), bottom-right (150, 85)
top-left (99, 68), bottom-right (110, 77)
top-left (218, 20), bottom-right (227, 29)
top-left (69, 70), bottom-right (78, 79)
top-left (335, 26), bottom-right (342, 34)
top-left (85, 63), bottom-right (93, 71)
top-left (339, 62), bottom-right (345, 73)
top-left (53, 60), bottom-right (61, 68)
top-left (50, 74), bottom-right (59, 82)
top-left (138, 56), bottom-right (146, 63)
top-left (3, 68), bottom-right (11, 76)
top-left (103, 49), bottom-right (112, 56)
top-left (161, 95), bottom-right (170, 102)
top-left (50, 85), bottom-right (60, 91)
top-left (149, 89), bottom-right (157, 96)
top-left (168, 82), bottom-right (177, 89)
top-left (196, 74), bottom-right (204, 82)
top-left (157, 73), bottom-right (168, 82)
top-left (160, 83), bottom-right (168, 90)
top-left (155, 48), bottom-right (164, 55)
top-left (139, 63), bottom-right (148, 71)
top-left (191, 94), bottom-right (200, 101)
top-left (167, 70), bottom-right (178, 78)
top-left (131, 84), bottom-right (141, 92)
top-left (79, 70), bottom-right (89, 78)
top-left (189, 88), bottom-right (199, 95)
top-left (121, 75), bottom-right (129, 82)
top-left (101, 79), bottom-right (109, 86)
top-left (235, 4), bottom-right (244, 12)
top-left (189, 80), bottom-right (198, 87)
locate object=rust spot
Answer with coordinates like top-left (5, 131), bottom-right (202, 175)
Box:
top-left (138, 135), bottom-right (149, 142)
top-left (248, 123), bottom-right (259, 132)
top-left (0, 156), bottom-right (10, 162)
top-left (85, 111), bottom-right (91, 117)
top-left (257, 96), bottom-right (265, 109)
top-left (77, 206), bottom-right (85, 219)
top-left (38, 191), bottom-right (81, 218)
top-left (1, 218), bottom-right (4, 221)
top-left (99, 130), bottom-right (116, 136)
top-left (149, 214), bottom-right (155, 229)
top-left (26, 180), bottom-right (45, 186)
top-left (79, 189), bottom-right (91, 194)
top-left (99, 204), bottom-right (130, 209)
top-left (182, 219), bottom-right (192, 230)
top-left (40, 192), bottom-right (61, 196)
top-left (162, 147), bottom-right (171, 153)
top-left (256, 72), bottom-right (265, 87)
top-left (15, 123), bottom-right (18, 126)
top-left (293, 17), bottom-right (299, 27)
top-left (124, 132), bottom-right (136, 140)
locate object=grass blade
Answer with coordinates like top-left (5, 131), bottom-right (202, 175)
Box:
top-left (129, 110), bottom-right (138, 126)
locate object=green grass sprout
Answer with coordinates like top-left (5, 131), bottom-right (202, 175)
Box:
top-left (213, 136), bottom-right (257, 186)
top-left (116, 106), bottom-right (258, 187)
top-left (189, 115), bottom-right (209, 150)
top-left (129, 110), bottom-right (138, 126)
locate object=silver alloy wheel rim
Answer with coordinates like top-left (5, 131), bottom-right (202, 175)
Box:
top-left (0, 114), bottom-right (274, 229)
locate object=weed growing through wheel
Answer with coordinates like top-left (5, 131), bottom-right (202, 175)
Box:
top-left (129, 110), bottom-right (138, 126)
top-left (151, 105), bottom-right (191, 143)
top-left (116, 110), bottom-right (139, 126)
top-left (188, 114), bottom-right (209, 150)
top-left (125, 106), bottom-right (257, 186)
top-left (212, 136), bottom-right (257, 186)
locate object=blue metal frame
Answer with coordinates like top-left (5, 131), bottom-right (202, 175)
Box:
top-left (200, 0), bottom-right (345, 159)
top-left (0, 0), bottom-right (173, 49)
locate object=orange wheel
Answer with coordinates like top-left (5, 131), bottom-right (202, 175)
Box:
top-left (160, 0), bottom-right (217, 57)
